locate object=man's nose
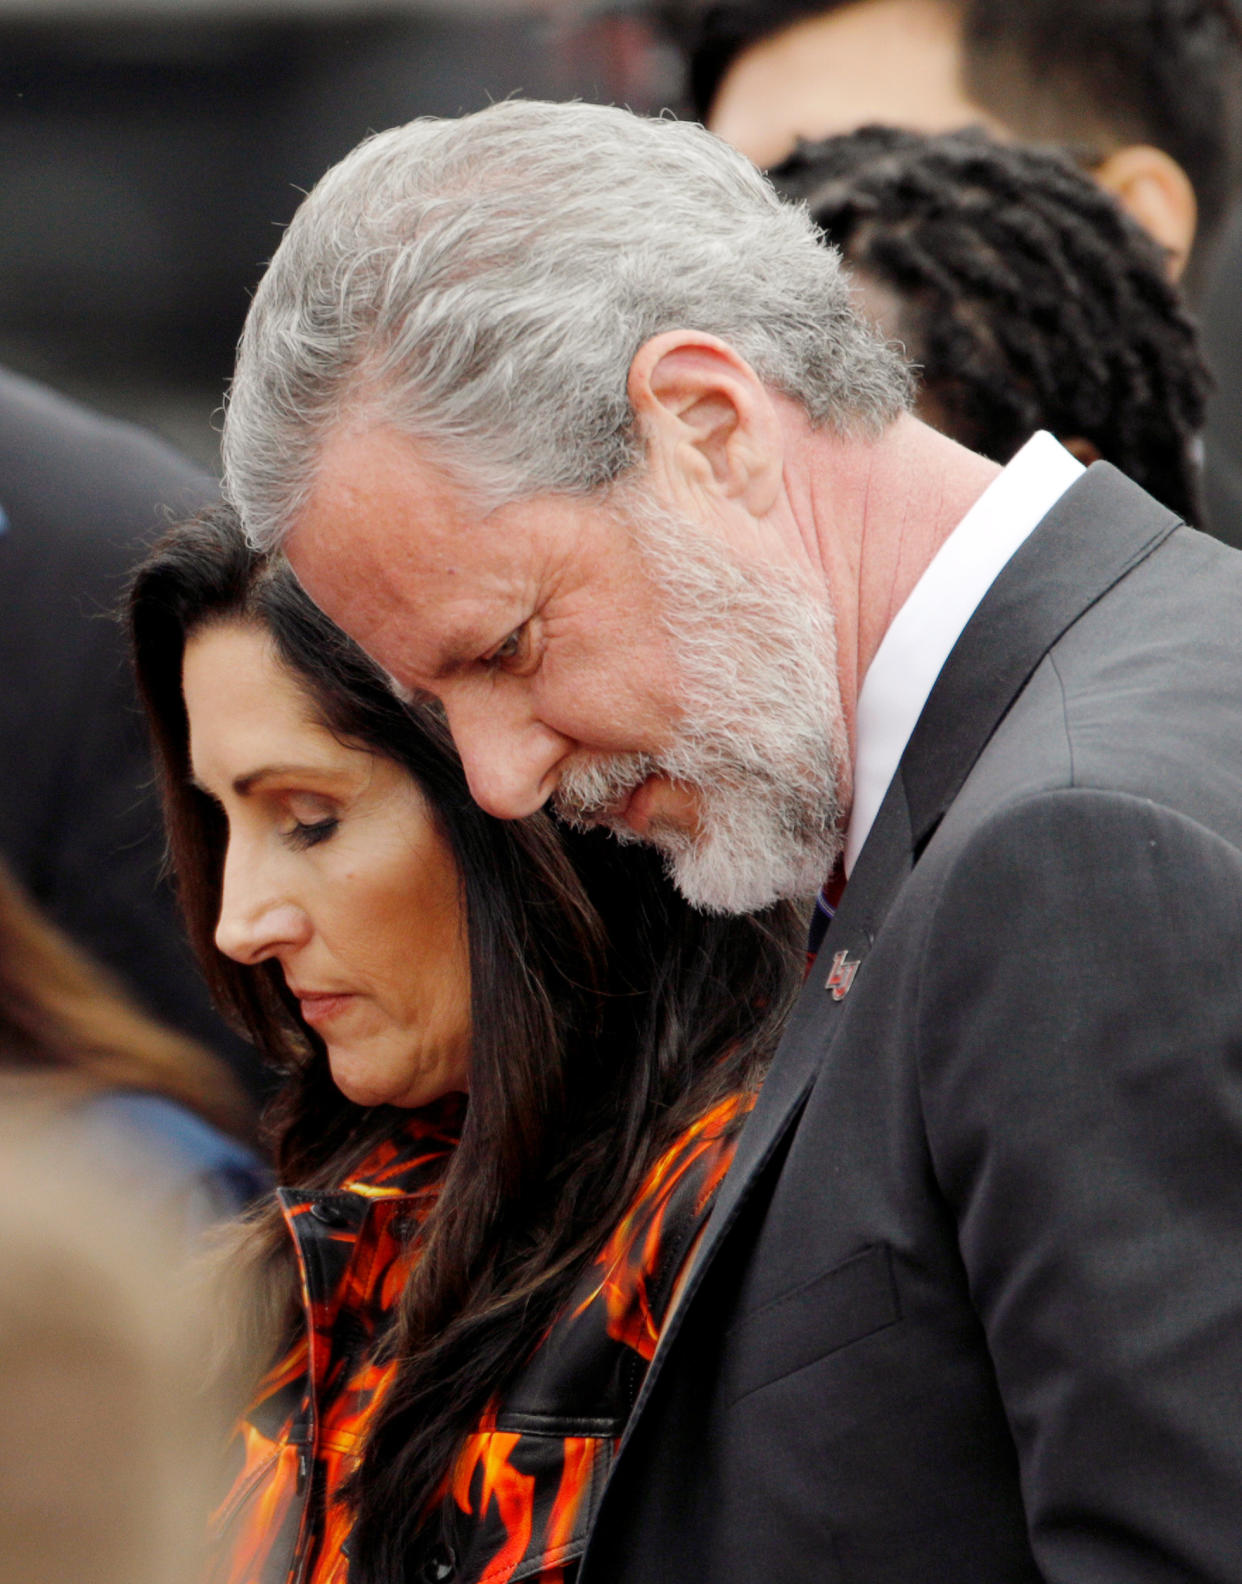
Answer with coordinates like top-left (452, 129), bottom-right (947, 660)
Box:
top-left (214, 848), bottom-right (310, 965)
top-left (443, 690), bottom-right (571, 820)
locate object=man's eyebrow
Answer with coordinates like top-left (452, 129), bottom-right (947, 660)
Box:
top-left (429, 650), bottom-right (474, 683)
top-left (383, 669), bottom-right (439, 708)
top-left (429, 626), bottom-right (502, 681)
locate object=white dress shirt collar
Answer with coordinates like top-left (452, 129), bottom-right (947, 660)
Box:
top-left (843, 432), bottom-right (1086, 875)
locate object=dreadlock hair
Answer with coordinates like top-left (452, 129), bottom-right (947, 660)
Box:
top-left (770, 125), bottom-right (1210, 522)
top-left (668, 0), bottom-right (1242, 279)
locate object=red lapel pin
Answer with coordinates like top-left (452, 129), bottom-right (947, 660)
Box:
top-left (825, 949), bottom-right (861, 1001)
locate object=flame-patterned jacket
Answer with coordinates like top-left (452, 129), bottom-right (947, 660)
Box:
top-left (208, 1090), bottom-right (753, 1584)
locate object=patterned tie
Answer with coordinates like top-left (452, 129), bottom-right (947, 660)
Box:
top-left (805, 856), bottom-right (847, 973)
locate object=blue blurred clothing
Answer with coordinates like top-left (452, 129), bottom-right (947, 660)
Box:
top-left (68, 1090), bottom-right (269, 1233)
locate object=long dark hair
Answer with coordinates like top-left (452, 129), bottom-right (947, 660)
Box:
top-left (128, 504), bottom-right (803, 1581)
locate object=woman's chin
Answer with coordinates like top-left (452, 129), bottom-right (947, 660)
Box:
top-left (328, 1048), bottom-right (467, 1110)
top-left (328, 1051), bottom-right (403, 1109)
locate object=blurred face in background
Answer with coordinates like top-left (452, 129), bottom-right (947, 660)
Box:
top-left (707, 0), bottom-right (1000, 168)
top-left (183, 620), bottom-right (471, 1108)
top-left (706, 0), bottom-right (1196, 277)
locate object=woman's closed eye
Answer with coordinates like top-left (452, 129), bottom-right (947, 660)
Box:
top-left (280, 792), bottom-right (342, 850)
top-left (284, 815), bottom-right (340, 850)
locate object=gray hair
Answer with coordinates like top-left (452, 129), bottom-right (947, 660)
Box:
top-left (223, 98), bottom-right (911, 550)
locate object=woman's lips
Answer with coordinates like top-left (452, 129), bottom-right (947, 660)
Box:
top-left (294, 991), bottom-right (356, 1026)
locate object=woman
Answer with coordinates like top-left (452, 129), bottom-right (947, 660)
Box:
top-left (128, 504), bottom-right (803, 1584)
top-left (0, 851), bottom-right (264, 1228)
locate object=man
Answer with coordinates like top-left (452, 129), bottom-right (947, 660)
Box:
top-left (223, 101), bottom-right (1242, 1581)
top-left (677, 0), bottom-right (1242, 544)
top-left (0, 367), bottom-right (258, 1097)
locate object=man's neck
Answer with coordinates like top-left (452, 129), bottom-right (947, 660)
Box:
top-left (795, 413), bottom-right (1002, 754)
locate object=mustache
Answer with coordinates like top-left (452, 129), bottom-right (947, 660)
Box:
top-left (552, 750), bottom-right (662, 826)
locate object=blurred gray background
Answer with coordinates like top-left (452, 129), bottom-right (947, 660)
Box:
top-left (3, 0), bottom-right (1239, 482)
top-left (0, 0), bottom-right (683, 470)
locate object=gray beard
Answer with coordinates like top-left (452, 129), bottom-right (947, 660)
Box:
top-left (553, 489), bottom-right (848, 915)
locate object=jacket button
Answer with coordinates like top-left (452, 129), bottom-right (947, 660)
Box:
top-left (418, 1543), bottom-right (456, 1582)
top-left (309, 1200), bottom-right (352, 1228)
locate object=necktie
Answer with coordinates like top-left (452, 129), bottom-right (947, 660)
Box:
top-left (805, 856), bottom-right (847, 972)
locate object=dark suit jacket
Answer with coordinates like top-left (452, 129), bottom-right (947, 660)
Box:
top-left (580, 466), bottom-right (1242, 1583)
top-left (0, 367), bottom-right (259, 1097)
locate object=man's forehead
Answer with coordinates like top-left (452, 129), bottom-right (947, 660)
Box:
top-left (296, 425), bottom-right (472, 550)
top-left (287, 425), bottom-right (546, 674)
top-left (293, 430), bottom-right (477, 591)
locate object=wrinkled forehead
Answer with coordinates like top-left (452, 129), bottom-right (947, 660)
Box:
top-left (284, 424), bottom-right (550, 689)
top-left (287, 425), bottom-right (473, 610)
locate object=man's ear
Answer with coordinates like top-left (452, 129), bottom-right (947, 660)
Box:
top-left (1093, 145), bottom-right (1197, 281)
top-left (627, 331), bottom-right (784, 514)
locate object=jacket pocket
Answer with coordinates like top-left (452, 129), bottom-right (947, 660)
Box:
top-left (451, 1432), bottom-right (613, 1584)
top-left (723, 1242), bottom-right (901, 1405)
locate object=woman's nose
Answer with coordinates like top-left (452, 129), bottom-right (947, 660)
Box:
top-left (214, 853), bottom-right (310, 965)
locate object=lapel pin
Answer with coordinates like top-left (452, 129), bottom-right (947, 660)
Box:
top-left (825, 949), bottom-right (861, 1001)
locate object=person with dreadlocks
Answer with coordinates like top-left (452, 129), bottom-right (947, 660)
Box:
top-left (666, 0), bottom-right (1242, 545)
top-left (770, 125), bottom-right (1210, 524)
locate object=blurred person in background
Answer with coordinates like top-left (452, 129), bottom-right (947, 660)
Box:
top-left (669, 0), bottom-right (1242, 542)
top-left (0, 367), bottom-right (262, 1104)
top-left (0, 850), bottom-right (265, 1229)
top-left (128, 506), bottom-right (804, 1584)
top-left (681, 0), bottom-right (1241, 287)
top-left (0, 1121), bottom-right (226, 1584)
top-left (771, 126), bottom-right (1210, 522)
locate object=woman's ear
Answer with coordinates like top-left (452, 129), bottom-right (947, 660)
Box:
top-left (1092, 145), bottom-right (1197, 282)
top-left (627, 331), bottom-right (785, 515)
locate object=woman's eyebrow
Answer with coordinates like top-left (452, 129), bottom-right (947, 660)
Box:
top-left (189, 764), bottom-right (335, 798)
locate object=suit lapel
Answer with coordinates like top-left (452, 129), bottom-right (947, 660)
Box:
top-left (618, 463), bottom-right (1181, 1439)
top-left (686, 768), bottom-right (915, 1261)
top-left (900, 463), bottom-right (1180, 849)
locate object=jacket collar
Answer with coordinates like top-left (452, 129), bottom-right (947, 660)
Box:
top-left (334, 1094), bottom-right (463, 1199)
